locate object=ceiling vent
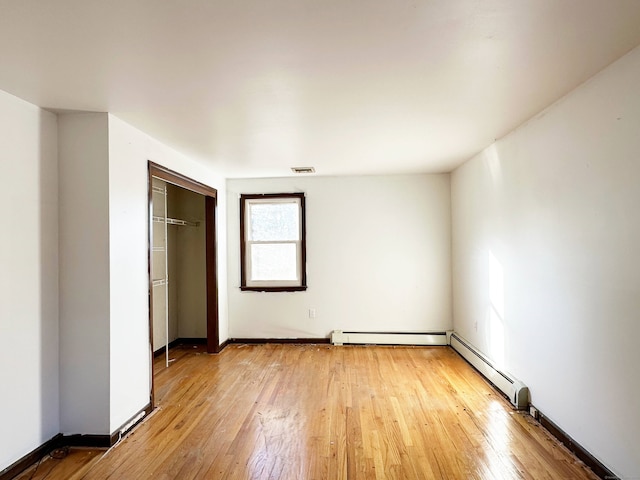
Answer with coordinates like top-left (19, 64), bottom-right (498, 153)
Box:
top-left (291, 167), bottom-right (315, 174)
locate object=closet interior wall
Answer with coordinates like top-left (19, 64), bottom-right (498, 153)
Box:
top-left (151, 178), bottom-right (207, 361)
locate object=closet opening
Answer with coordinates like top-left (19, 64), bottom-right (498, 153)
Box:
top-left (148, 162), bottom-right (219, 406)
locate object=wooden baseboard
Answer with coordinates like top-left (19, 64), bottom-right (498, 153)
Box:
top-left (1, 404), bottom-right (153, 480)
top-left (62, 434), bottom-right (112, 448)
top-left (532, 407), bottom-right (618, 480)
top-left (228, 337), bottom-right (331, 345)
top-left (169, 336), bottom-right (368, 353)
top-left (154, 338), bottom-right (207, 357)
top-left (179, 337), bottom-right (207, 344)
top-left (0, 434), bottom-right (63, 480)
top-left (217, 338), bottom-right (231, 352)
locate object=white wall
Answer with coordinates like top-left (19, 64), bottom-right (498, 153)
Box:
top-left (0, 90), bottom-right (229, 468)
top-left (57, 113), bottom-right (229, 436)
top-left (58, 113), bottom-right (111, 435)
top-left (0, 91), bottom-right (59, 469)
top-left (108, 115), bottom-right (228, 432)
top-left (451, 46), bottom-right (640, 478)
top-left (227, 174), bottom-right (452, 338)
top-left (107, 116), bottom-right (155, 432)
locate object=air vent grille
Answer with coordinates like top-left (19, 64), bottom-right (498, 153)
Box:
top-left (291, 167), bottom-right (315, 174)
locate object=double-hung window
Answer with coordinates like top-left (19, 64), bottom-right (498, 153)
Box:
top-left (240, 193), bottom-right (307, 291)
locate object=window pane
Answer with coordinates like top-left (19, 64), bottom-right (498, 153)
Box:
top-left (249, 202), bottom-right (299, 241)
top-left (250, 243), bottom-right (298, 281)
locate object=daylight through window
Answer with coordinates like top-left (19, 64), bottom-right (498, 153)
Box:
top-left (240, 193), bottom-right (306, 291)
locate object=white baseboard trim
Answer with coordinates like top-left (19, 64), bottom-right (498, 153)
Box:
top-left (449, 332), bottom-right (528, 409)
top-left (330, 330), bottom-right (451, 346)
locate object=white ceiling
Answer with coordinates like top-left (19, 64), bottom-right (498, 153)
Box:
top-left (2, 0), bottom-right (640, 178)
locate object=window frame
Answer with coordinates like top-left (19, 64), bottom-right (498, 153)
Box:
top-left (239, 193), bottom-right (307, 292)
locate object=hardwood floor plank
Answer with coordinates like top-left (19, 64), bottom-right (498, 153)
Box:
top-left (11, 448), bottom-right (104, 480)
top-left (13, 344), bottom-right (600, 479)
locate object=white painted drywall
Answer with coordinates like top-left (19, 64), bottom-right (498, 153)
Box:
top-left (451, 46), bottom-right (640, 477)
top-left (58, 113), bottom-right (229, 436)
top-left (107, 116), bottom-right (154, 432)
top-left (0, 92), bottom-right (228, 465)
top-left (58, 113), bottom-right (111, 435)
top-left (226, 174), bottom-right (452, 338)
top-left (0, 90), bottom-right (59, 470)
top-left (107, 115), bottom-right (228, 432)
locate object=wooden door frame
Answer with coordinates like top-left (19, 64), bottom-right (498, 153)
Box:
top-left (148, 162), bottom-right (220, 403)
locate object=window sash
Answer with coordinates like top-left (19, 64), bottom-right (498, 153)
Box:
top-left (247, 200), bottom-right (300, 242)
top-left (247, 241), bottom-right (302, 285)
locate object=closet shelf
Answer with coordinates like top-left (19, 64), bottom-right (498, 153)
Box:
top-left (152, 215), bottom-right (199, 227)
top-left (152, 186), bottom-right (166, 195)
top-left (166, 217), bottom-right (200, 227)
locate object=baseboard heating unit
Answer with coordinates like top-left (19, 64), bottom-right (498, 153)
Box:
top-left (330, 330), bottom-right (451, 346)
top-left (449, 332), bottom-right (528, 409)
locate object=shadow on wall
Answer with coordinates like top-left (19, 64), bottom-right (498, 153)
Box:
top-left (39, 110), bottom-right (59, 444)
top-left (488, 251), bottom-right (505, 369)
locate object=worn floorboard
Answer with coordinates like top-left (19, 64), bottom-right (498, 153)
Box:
top-left (14, 344), bottom-right (598, 479)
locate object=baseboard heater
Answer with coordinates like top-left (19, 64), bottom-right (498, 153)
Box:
top-left (331, 330), bottom-right (451, 346)
top-left (450, 332), bottom-right (528, 409)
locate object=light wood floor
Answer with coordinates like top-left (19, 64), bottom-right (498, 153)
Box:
top-left (15, 344), bottom-right (597, 479)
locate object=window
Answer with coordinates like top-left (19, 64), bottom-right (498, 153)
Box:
top-left (240, 193), bottom-right (307, 291)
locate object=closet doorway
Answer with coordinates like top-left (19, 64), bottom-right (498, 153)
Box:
top-left (148, 162), bottom-right (219, 405)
